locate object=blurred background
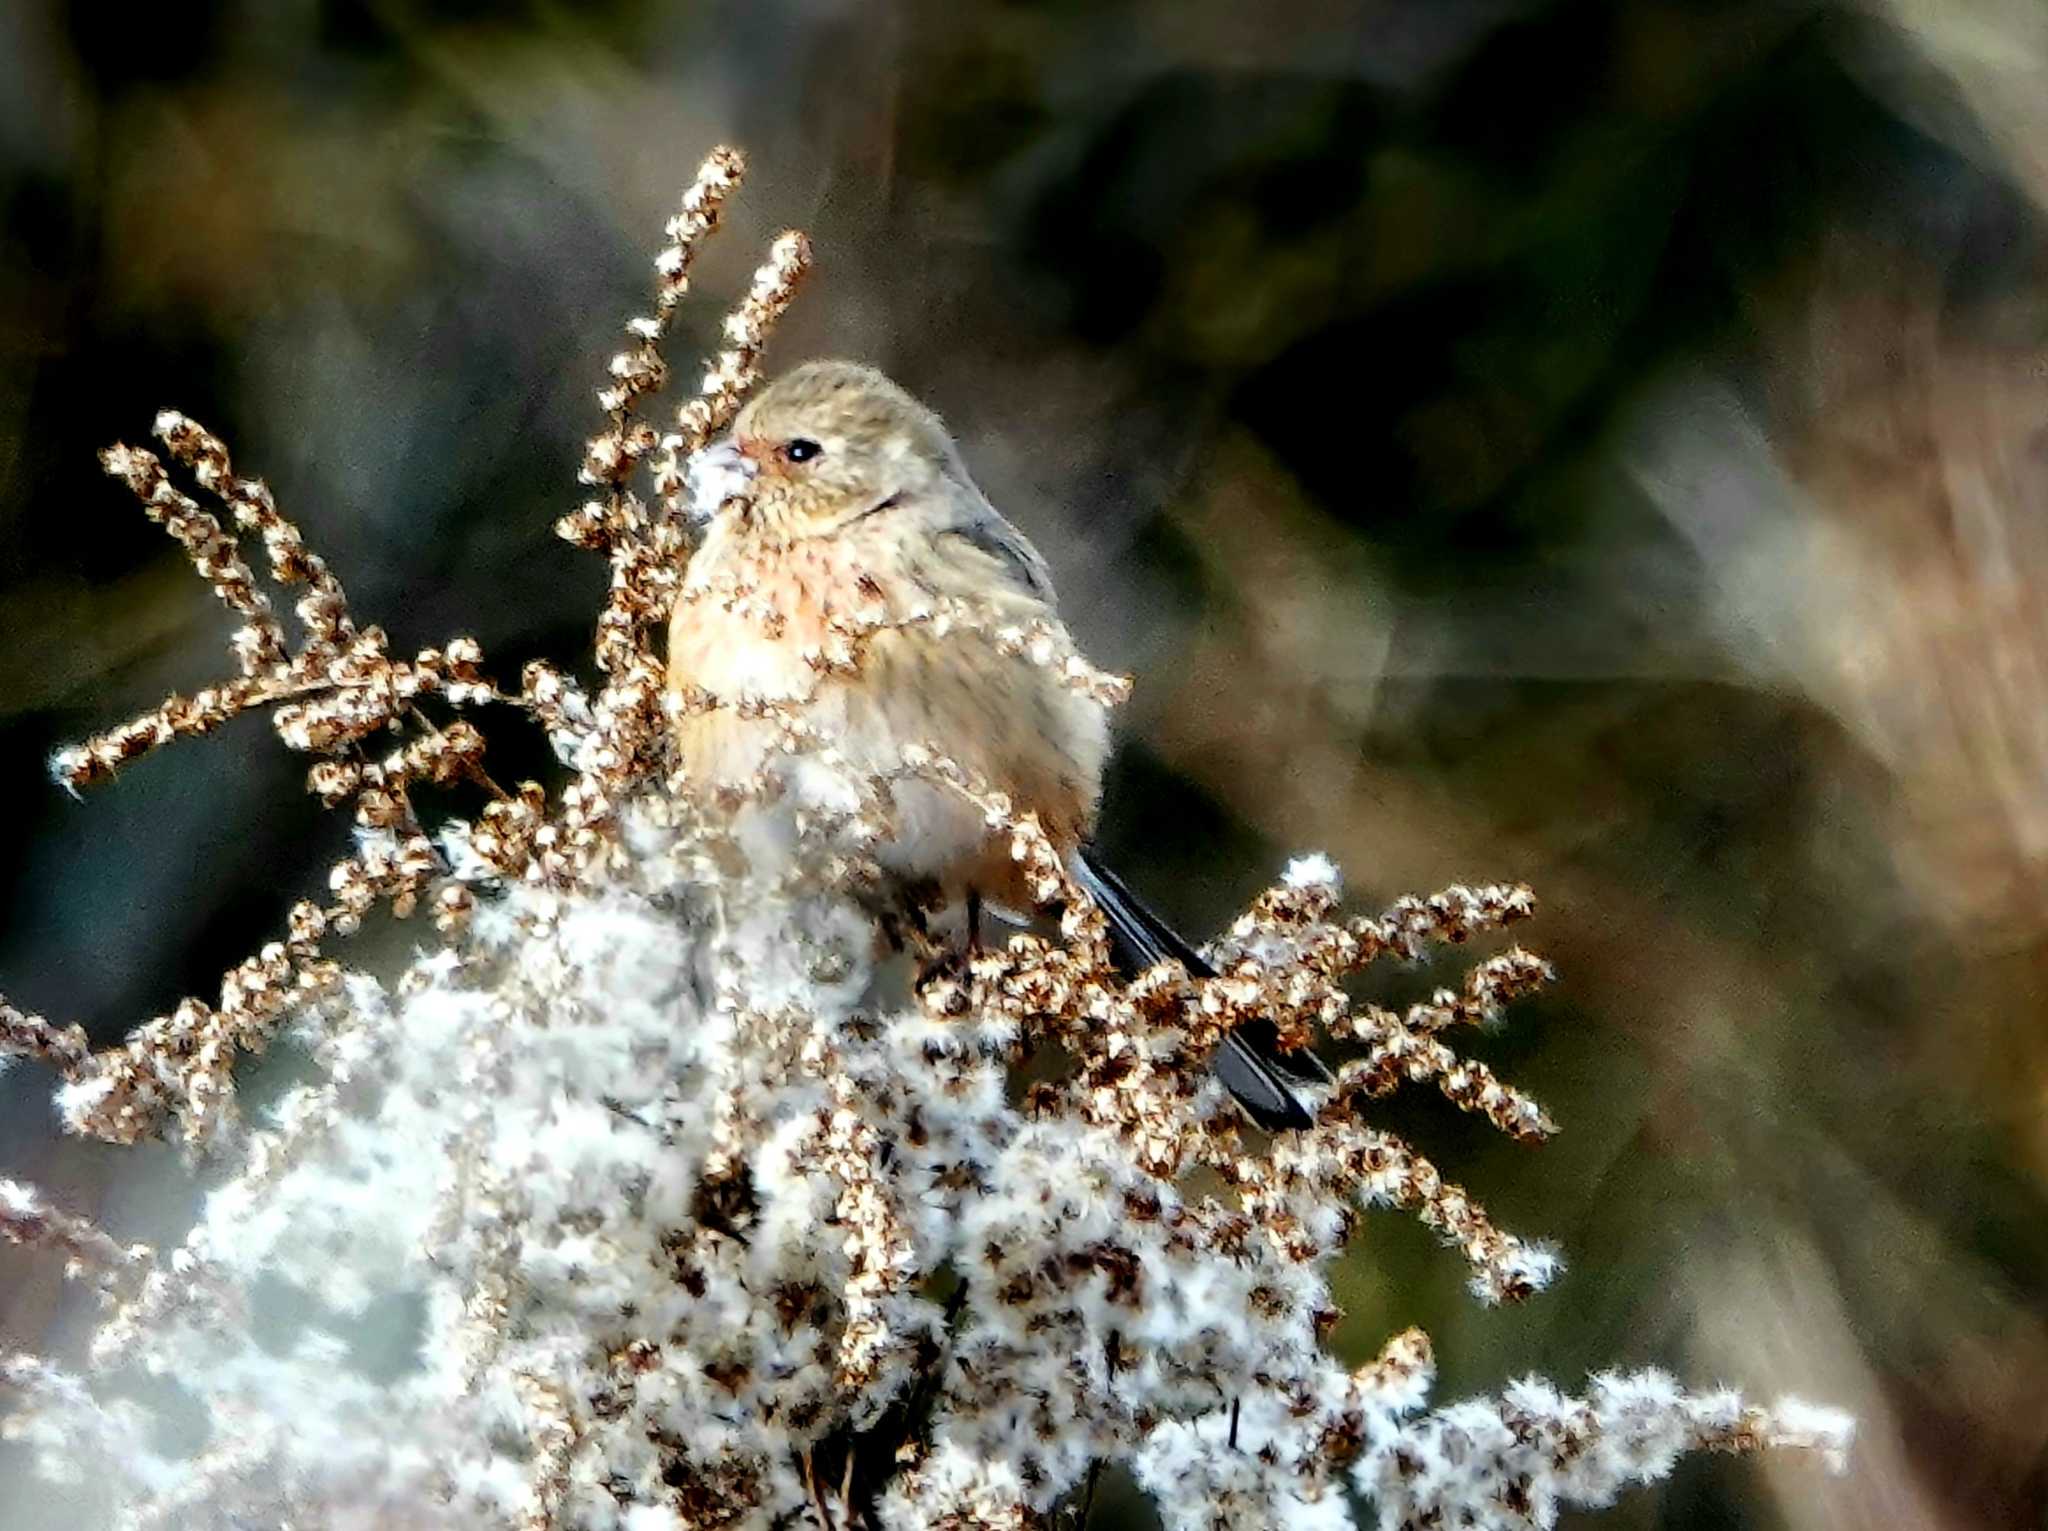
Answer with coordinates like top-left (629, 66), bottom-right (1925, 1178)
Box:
top-left (3, 1), bottom-right (2047, 1525)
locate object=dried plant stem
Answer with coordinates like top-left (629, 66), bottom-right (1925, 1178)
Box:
top-left (0, 998), bottom-right (90, 1073)
top-left (0, 1180), bottom-right (146, 1290)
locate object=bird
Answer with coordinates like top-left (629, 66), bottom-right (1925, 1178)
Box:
top-left (665, 359), bottom-right (1326, 1129)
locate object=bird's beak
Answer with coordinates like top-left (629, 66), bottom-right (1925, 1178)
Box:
top-left (683, 437), bottom-right (757, 524)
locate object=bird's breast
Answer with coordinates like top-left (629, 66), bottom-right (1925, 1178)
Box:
top-left (665, 535), bottom-right (1110, 894)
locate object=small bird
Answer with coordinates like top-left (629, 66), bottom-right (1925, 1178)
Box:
top-left (666, 360), bottom-right (1325, 1128)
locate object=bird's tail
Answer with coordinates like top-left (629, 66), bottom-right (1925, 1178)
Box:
top-left (1068, 848), bottom-right (1328, 1131)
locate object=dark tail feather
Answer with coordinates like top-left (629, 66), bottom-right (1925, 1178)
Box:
top-left (1069, 849), bottom-right (1327, 1131)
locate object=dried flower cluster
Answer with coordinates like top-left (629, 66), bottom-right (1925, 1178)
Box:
top-left (0, 147), bottom-right (1849, 1529)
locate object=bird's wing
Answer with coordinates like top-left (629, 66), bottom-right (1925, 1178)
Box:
top-left (936, 476), bottom-right (1058, 605)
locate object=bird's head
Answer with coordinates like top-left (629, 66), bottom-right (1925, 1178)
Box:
top-left (709, 360), bottom-right (958, 538)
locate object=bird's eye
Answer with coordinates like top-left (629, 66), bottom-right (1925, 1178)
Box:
top-left (782, 438), bottom-right (822, 464)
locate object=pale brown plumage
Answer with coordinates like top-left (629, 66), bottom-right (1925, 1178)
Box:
top-left (665, 360), bottom-right (1107, 915)
top-left (665, 359), bottom-right (1321, 1127)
